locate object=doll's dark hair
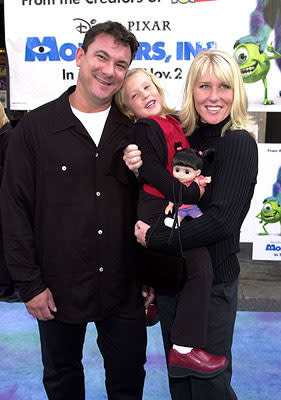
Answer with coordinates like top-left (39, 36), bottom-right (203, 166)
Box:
top-left (172, 148), bottom-right (215, 170)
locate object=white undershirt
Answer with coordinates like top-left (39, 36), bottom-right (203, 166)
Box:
top-left (71, 105), bottom-right (111, 146)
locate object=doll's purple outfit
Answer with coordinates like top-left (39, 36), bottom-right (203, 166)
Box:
top-left (178, 176), bottom-right (207, 219)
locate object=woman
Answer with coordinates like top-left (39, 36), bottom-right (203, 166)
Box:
top-left (126, 49), bottom-right (258, 400)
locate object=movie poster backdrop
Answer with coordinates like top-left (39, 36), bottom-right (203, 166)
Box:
top-left (4, 0), bottom-right (281, 111)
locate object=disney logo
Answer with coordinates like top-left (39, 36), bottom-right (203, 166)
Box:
top-left (73, 18), bottom-right (97, 34)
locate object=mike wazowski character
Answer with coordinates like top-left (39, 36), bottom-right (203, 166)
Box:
top-left (256, 167), bottom-right (281, 235)
top-left (234, 0), bottom-right (281, 96)
top-left (233, 42), bottom-right (281, 105)
top-left (256, 197), bottom-right (281, 235)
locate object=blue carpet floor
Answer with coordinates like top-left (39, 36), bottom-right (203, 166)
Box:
top-left (0, 303), bottom-right (280, 400)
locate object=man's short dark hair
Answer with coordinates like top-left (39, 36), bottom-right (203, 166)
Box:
top-left (81, 20), bottom-right (139, 63)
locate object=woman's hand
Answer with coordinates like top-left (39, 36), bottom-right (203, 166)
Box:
top-left (123, 144), bottom-right (142, 175)
top-left (134, 220), bottom-right (150, 247)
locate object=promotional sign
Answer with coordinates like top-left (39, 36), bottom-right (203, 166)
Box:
top-left (4, 0), bottom-right (281, 111)
top-left (240, 144), bottom-right (281, 260)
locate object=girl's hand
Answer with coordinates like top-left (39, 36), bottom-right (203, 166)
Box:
top-left (165, 201), bottom-right (174, 215)
top-left (142, 286), bottom-right (155, 308)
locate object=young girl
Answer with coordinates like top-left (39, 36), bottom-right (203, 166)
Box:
top-left (114, 68), bottom-right (228, 379)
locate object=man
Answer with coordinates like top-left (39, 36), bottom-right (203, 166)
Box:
top-left (1, 21), bottom-right (149, 400)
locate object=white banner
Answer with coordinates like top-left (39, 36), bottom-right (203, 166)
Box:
top-left (240, 143), bottom-right (281, 260)
top-left (4, 0), bottom-right (281, 111)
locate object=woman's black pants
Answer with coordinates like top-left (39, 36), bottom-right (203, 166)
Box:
top-left (157, 278), bottom-right (239, 400)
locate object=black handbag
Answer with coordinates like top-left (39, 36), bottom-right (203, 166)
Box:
top-left (138, 246), bottom-right (186, 292)
top-left (138, 185), bottom-right (186, 292)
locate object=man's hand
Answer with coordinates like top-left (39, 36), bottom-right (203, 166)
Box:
top-left (135, 220), bottom-right (150, 247)
top-left (25, 288), bottom-right (57, 321)
top-left (142, 286), bottom-right (155, 308)
top-left (123, 144), bottom-right (142, 174)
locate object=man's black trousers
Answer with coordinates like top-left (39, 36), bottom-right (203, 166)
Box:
top-left (38, 306), bottom-right (147, 400)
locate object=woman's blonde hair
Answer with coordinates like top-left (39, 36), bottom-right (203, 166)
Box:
top-left (0, 103), bottom-right (9, 128)
top-left (115, 68), bottom-right (175, 121)
top-left (179, 49), bottom-right (254, 136)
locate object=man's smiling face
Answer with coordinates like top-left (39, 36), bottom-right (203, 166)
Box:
top-left (75, 33), bottom-right (131, 111)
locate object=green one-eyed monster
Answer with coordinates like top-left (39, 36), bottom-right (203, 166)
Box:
top-left (233, 42), bottom-right (281, 104)
top-left (256, 197), bottom-right (281, 235)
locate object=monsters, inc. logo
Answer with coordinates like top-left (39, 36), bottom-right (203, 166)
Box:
top-left (25, 37), bottom-right (82, 62)
top-left (25, 37), bottom-right (169, 62)
top-left (25, 36), bottom-right (216, 62)
top-left (265, 243), bottom-right (281, 251)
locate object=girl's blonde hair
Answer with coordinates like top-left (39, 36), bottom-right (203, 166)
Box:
top-left (115, 68), bottom-right (175, 121)
top-left (179, 49), bottom-right (254, 136)
top-left (0, 103), bottom-right (9, 128)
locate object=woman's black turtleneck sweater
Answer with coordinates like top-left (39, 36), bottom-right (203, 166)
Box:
top-left (147, 119), bottom-right (258, 284)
